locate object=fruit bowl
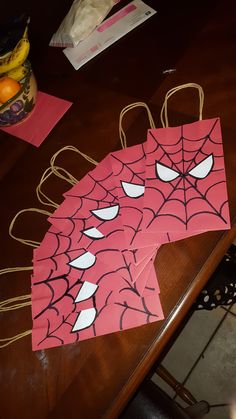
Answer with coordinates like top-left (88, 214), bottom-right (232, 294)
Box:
top-left (0, 61), bottom-right (37, 127)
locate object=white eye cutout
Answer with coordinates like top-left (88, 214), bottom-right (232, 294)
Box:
top-left (188, 154), bottom-right (214, 179)
top-left (69, 251), bottom-right (96, 270)
top-left (156, 162), bottom-right (180, 182)
top-left (91, 204), bottom-right (119, 221)
top-left (121, 181), bottom-right (145, 198)
top-left (75, 281), bottom-right (98, 303)
top-left (72, 308), bottom-right (96, 332)
top-left (82, 227), bottom-right (104, 239)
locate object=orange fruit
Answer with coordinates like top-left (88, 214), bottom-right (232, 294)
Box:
top-left (0, 77), bottom-right (21, 103)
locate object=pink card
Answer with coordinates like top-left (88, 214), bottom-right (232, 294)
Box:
top-left (143, 118), bottom-right (231, 233)
top-left (1, 91), bottom-right (72, 147)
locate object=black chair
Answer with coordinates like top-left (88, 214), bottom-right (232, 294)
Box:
top-left (120, 378), bottom-right (209, 419)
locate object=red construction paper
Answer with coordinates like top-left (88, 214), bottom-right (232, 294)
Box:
top-left (64, 154), bottom-right (118, 202)
top-left (1, 91), bottom-right (72, 147)
top-left (33, 225), bottom-right (157, 298)
top-left (143, 118), bottom-right (231, 233)
top-left (49, 155), bottom-right (156, 265)
top-left (55, 156), bottom-right (123, 238)
top-left (31, 171), bottom-right (163, 351)
top-left (110, 143), bottom-right (200, 247)
top-left (110, 143), bottom-right (167, 249)
top-left (49, 202), bottom-right (156, 270)
top-left (31, 262), bottom-right (163, 350)
top-left (48, 194), bottom-right (124, 249)
top-left (31, 220), bottom-right (162, 350)
top-left (29, 105), bottom-right (231, 351)
top-left (33, 224), bottom-right (153, 287)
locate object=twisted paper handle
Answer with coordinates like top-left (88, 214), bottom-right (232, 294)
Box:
top-left (119, 102), bottom-right (156, 149)
top-left (160, 83), bottom-right (204, 128)
top-left (9, 208), bottom-right (52, 248)
top-left (0, 330), bottom-right (32, 348)
top-left (36, 146), bottom-right (98, 209)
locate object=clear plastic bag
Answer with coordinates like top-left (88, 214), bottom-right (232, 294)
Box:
top-left (49, 0), bottom-right (119, 47)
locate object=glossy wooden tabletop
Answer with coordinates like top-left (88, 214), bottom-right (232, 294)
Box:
top-left (0, 1), bottom-right (236, 418)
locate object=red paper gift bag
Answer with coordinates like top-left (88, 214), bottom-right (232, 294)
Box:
top-left (142, 83), bottom-right (231, 235)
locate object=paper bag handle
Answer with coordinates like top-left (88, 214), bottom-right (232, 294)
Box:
top-left (9, 208), bottom-right (52, 248)
top-left (36, 146), bottom-right (98, 209)
top-left (119, 102), bottom-right (156, 149)
top-left (160, 83), bottom-right (204, 128)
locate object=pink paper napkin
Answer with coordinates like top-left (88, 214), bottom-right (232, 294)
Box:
top-left (1, 91), bottom-right (72, 147)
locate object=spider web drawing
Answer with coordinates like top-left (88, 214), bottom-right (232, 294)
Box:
top-left (32, 265), bottom-right (163, 351)
top-left (35, 221), bottom-right (151, 287)
top-left (49, 155), bottom-right (154, 266)
top-left (110, 144), bottom-right (169, 249)
top-left (31, 224), bottom-right (162, 350)
top-left (31, 155), bottom-right (163, 350)
top-left (110, 143), bottom-right (199, 247)
top-left (142, 118), bottom-right (230, 233)
top-left (30, 114), bottom-right (230, 351)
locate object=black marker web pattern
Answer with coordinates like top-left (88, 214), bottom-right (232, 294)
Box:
top-left (143, 118), bottom-right (230, 232)
top-left (32, 155), bottom-right (162, 350)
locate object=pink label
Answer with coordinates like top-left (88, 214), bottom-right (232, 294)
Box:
top-left (97, 4), bottom-right (137, 32)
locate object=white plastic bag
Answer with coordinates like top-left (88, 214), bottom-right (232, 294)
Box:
top-left (49, 0), bottom-right (119, 47)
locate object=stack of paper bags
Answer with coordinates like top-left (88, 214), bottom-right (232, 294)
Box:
top-left (31, 117), bottom-right (230, 350)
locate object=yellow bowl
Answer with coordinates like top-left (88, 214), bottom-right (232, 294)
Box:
top-left (0, 61), bottom-right (37, 127)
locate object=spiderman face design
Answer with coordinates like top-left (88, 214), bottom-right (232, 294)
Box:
top-left (155, 153), bottom-right (213, 182)
top-left (110, 142), bottom-right (204, 247)
top-left (31, 155), bottom-right (163, 350)
top-left (143, 118), bottom-right (230, 233)
top-left (110, 144), bottom-right (172, 248)
top-left (31, 117), bottom-right (230, 350)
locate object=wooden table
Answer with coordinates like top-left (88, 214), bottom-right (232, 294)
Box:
top-left (0, 1), bottom-right (235, 418)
